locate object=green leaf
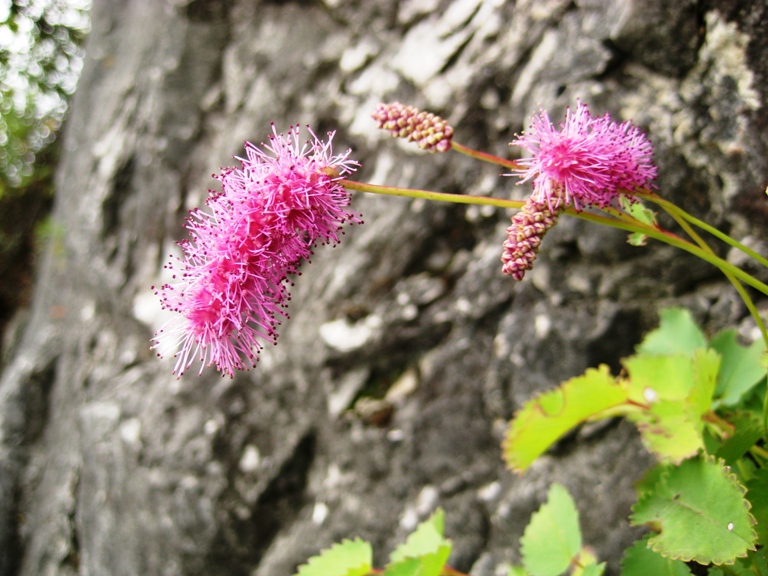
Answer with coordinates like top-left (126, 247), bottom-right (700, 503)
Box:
top-left (389, 509), bottom-right (447, 562)
top-left (507, 566), bottom-right (530, 576)
top-left (637, 308), bottom-right (707, 356)
top-left (386, 510), bottom-right (451, 576)
top-left (628, 400), bottom-right (704, 463)
top-left (382, 557), bottom-right (423, 576)
top-left (521, 483), bottom-right (582, 576)
top-left (745, 468), bottom-right (768, 546)
top-left (621, 198), bottom-right (656, 246)
top-left (503, 365), bottom-right (628, 472)
top-left (630, 455), bottom-right (757, 564)
top-left (620, 537), bottom-right (692, 576)
top-left (688, 348), bottom-right (720, 422)
top-left (294, 538), bottom-right (372, 576)
top-left (577, 564), bottom-right (605, 576)
top-left (710, 329), bottom-right (766, 407)
top-left (571, 548), bottom-right (604, 576)
top-left (627, 231), bottom-right (649, 246)
top-left (622, 196), bottom-right (657, 225)
top-left (624, 350), bottom-right (718, 463)
top-left (382, 548), bottom-right (451, 576)
top-left (715, 413), bottom-right (763, 467)
top-left (707, 549), bottom-right (768, 575)
top-left (635, 463), bottom-right (671, 497)
top-left (746, 547), bottom-right (768, 574)
top-left (624, 354), bottom-right (696, 403)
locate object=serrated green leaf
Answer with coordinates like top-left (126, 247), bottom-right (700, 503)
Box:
top-left (293, 538), bottom-right (372, 576)
top-left (521, 483), bottom-right (582, 576)
top-left (637, 308), bottom-right (707, 356)
top-left (711, 329), bottom-right (766, 407)
top-left (745, 468), bottom-right (768, 546)
top-left (503, 365), bottom-right (628, 472)
top-left (620, 537), bottom-right (692, 576)
top-left (386, 509), bottom-right (451, 576)
top-left (630, 455), bottom-right (757, 564)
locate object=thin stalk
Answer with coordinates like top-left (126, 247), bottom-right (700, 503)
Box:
top-left (661, 201), bottom-right (768, 348)
top-left (341, 179), bottom-right (524, 210)
top-left (582, 214), bottom-right (768, 296)
top-left (637, 190), bottom-right (768, 269)
top-left (451, 141), bottom-right (520, 170)
top-left (341, 180), bottom-right (768, 297)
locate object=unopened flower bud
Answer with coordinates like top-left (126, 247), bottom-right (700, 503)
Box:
top-left (501, 195), bottom-right (563, 281)
top-left (372, 102), bottom-right (454, 152)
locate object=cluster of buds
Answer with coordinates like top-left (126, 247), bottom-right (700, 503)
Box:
top-left (501, 195), bottom-right (563, 281)
top-left (372, 102), bottom-right (454, 152)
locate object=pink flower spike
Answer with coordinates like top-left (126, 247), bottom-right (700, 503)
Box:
top-left (501, 195), bottom-right (563, 281)
top-left (372, 102), bottom-right (454, 152)
top-left (152, 125), bottom-right (362, 378)
top-left (509, 102), bottom-right (657, 211)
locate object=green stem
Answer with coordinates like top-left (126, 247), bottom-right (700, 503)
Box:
top-left (637, 190), bottom-right (768, 269)
top-left (451, 141), bottom-right (520, 170)
top-left (341, 179), bottom-right (524, 210)
top-left (590, 214), bottom-right (768, 296)
top-left (658, 199), bottom-right (768, 348)
top-left (341, 180), bottom-right (768, 297)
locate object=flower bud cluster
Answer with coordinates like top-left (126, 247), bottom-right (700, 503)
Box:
top-left (372, 102), bottom-right (453, 152)
top-left (501, 195), bottom-right (563, 281)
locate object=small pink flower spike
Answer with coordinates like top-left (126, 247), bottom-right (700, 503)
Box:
top-left (509, 101), bottom-right (657, 211)
top-left (372, 102), bottom-right (454, 152)
top-left (501, 195), bottom-right (563, 281)
top-left (152, 125), bottom-right (362, 378)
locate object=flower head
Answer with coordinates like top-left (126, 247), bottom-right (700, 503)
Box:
top-left (153, 125), bottom-right (361, 378)
top-left (372, 102), bottom-right (454, 152)
top-left (509, 102), bottom-right (657, 210)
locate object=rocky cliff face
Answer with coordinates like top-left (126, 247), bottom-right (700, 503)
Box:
top-left (2, 1), bottom-right (767, 574)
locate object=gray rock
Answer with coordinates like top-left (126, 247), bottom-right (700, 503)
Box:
top-left (2, 1), bottom-right (767, 575)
